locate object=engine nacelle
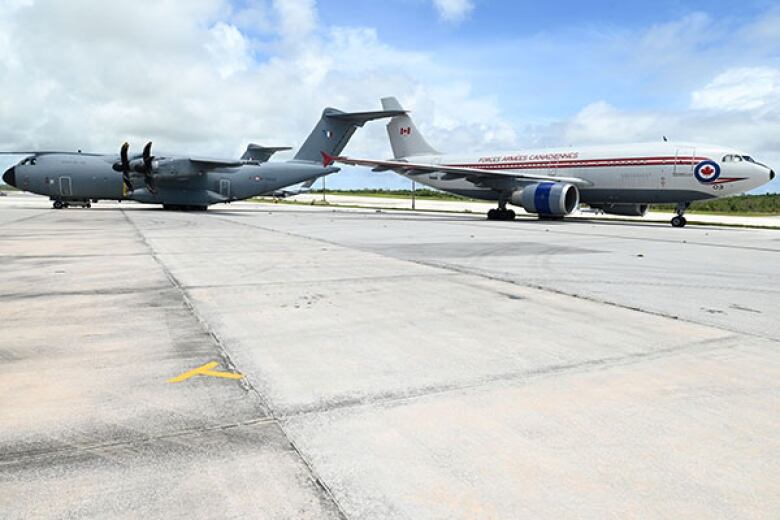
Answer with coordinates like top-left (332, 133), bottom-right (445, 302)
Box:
top-left (591, 203), bottom-right (649, 217)
top-left (510, 182), bottom-right (579, 216)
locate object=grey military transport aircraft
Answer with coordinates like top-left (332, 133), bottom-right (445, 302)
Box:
top-left (1, 106), bottom-right (403, 210)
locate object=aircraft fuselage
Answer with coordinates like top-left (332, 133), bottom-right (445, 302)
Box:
top-left (399, 142), bottom-right (773, 205)
top-left (4, 154), bottom-right (335, 208)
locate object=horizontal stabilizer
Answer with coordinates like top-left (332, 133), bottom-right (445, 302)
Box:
top-left (241, 144), bottom-right (293, 163)
top-left (325, 108), bottom-right (407, 126)
top-left (301, 178), bottom-right (318, 189)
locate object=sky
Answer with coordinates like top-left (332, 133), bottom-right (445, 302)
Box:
top-left (1, 0), bottom-right (779, 192)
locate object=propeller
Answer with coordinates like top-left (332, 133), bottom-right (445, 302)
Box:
top-left (112, 142), bottom-right (135, 193)
top-left (112, 141), bottom-right (157, 194)
top-left (136, 141), bottom-right (157, 194)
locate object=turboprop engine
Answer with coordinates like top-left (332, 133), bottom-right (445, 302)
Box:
top-left (590, 203), bottom-right (649, 217)
top-left (510, 182), bottom-right (580, 217)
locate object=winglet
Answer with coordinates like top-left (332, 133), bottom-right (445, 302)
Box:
top-left (321, 151), bottom-right (335, 167)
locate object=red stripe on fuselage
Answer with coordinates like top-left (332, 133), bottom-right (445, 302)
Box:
top-left (449, 156), bottom-right (711, 171)
top-left (710, 177), bottom-right (746, 184)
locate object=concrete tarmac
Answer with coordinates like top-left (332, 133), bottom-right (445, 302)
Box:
top-left (1, 195), bottom-right (779, 519)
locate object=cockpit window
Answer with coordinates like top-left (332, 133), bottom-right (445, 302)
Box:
top-left (19, 157), bottom-right (37, 166)
top-left (722, 154), bottom-right (743, 162)
top-left (742, 155), bottom-right (755, 163)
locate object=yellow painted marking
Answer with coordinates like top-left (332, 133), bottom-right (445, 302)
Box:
top-left (168, 361), bottom-right (243, 383)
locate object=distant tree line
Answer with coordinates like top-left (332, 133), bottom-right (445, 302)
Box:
top-left (653, 193), bottom-right (780, 215)
top-left (310, 188), bottom-right (469, 200)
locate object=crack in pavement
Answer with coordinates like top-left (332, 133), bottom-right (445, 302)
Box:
top-left (276, 332), bottom-right (748, 419)
top-left (0, 418), bottom-right (275, 464)
top-left (120, 209), bottom-right (349, 520)
top-left (209, 212), bottom-right (780, 345)
top-left (1, 286), bottom-right (172, 301)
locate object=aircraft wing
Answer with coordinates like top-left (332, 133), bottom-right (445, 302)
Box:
top-left (321, 153), bottom-right (592, 187)
top-left (0, 151), bottom-right (106, 157)
top-left (187, 158), bottom-right (244, 169)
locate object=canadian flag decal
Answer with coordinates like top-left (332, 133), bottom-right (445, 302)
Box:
top-left (400, 127), bottom-right (412, 136)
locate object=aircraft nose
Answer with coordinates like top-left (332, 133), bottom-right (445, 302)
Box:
top-left (770, 169), bottom-right (775, 181)
top-left (2, 166), bottom-right (16, 188)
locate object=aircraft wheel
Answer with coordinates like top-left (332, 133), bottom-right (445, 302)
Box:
top-left (506, 209), bottom-right (516, 220)
top-left (487, 209), bottom-right (498, 220)
top-left (53, 201), bottom-right (63, 209)
top-left (671, 216), bottom-right (687, 228)
top-left (86, 202), bottom-right (92, 209)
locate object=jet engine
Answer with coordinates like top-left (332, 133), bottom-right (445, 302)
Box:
top-left (510, 182), bottom-right (579, 216)
top-left (590, 203), bottom-right (649, 217)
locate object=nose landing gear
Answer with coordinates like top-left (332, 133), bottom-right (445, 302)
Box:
top-left (671, 202), bottom-right (690, 227)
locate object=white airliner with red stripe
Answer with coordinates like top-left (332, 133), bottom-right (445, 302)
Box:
top-left (323, 97), bottom-right (775, 227)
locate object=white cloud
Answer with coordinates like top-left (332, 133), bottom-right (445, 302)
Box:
top-left (0, 1), bottom-right (777, 193)
top-left (562, 101), bottom-right (664, 145)
top-left (0, 0), bottom-right (512, 190)
top-left (273, 0), bottom-right (317, 42)
top-left (206, 22), bottom-right (252, 78)
top-left (692, 67), bottom-right (780, 112)
top-left (432, 0), bottom-right (474, 24)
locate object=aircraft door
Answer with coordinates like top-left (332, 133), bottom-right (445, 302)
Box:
top-left (673, 147), bottom-right (696, 177)
top-left (219, 179), bottom-right (231, 199)
top-left (59, 176), bottom-right (72, 197)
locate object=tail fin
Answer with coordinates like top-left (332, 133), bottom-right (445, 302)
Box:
top-left (381, 97), bottom-right (440, 158)
top-left (293, 107), bottom-right (405, 162)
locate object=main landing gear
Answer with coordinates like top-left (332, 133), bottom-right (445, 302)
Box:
top-left (671, 202), bottom-right (690, 228)
top-left (487, 208), bottom-right (516, 220)
top-left (52, 200), bottom-right (91, 209)
top-left (162, 204), bottom-right (208, 211)
top-left (487, 199), bottom-right (516, 221)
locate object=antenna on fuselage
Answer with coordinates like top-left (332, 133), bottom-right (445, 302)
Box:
top-left (663, 136), bottom-right (668, 142)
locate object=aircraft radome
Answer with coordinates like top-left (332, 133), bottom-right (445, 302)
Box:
top-left (1, 105), bottom-right (403, 211)
top-left (323, 97), bottom-right (775, 227)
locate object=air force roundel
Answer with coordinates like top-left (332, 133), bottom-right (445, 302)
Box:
top-left (694, 160), bottom-right (721, 183)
